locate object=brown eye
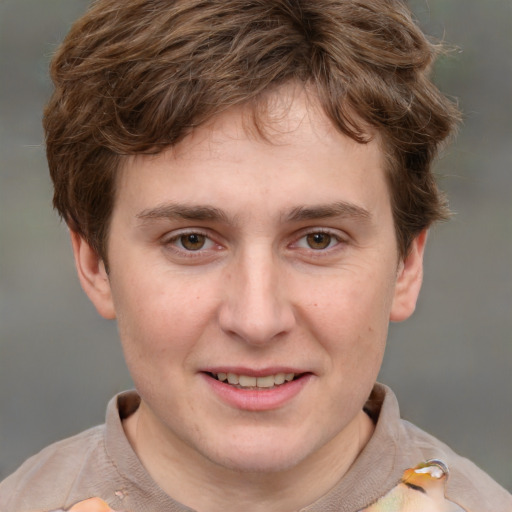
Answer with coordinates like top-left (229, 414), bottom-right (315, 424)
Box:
top-left (306, 233), bottom-right (332, 250)
top-left (180, 233), bottom-right (206, 251)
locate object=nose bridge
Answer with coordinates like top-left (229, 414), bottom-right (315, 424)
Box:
top-left (219, 243), bottom-right (294, 345)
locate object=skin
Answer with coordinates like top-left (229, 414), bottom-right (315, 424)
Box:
top-left (72, 85), bottom-right (426, 512)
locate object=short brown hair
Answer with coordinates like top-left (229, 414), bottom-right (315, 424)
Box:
top-left (44, 0), bottom-right (460, 260)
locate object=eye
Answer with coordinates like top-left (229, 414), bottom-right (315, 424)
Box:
top-left (165, 231), bottom-right (217, 252)
top-left (296, 231), bottom-right (341, 251)
top-left (306, 232), bottom-right (334, 250)
top-left (179, 233), bottom-right (208, 251)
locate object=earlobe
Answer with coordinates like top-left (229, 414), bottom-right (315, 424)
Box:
top-left (389, 230), bottom-right (428, 323)
top-left (70, 231), bottom-right (116, 320)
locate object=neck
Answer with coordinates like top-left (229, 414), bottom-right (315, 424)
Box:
top-left (123, 403), bottom-right (375, 512)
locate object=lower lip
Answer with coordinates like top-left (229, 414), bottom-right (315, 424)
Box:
top-left (202, 373), bottom-right (312, 412)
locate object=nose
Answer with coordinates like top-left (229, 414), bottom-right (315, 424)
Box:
top-left (218, 246), bottom-right (295, 346)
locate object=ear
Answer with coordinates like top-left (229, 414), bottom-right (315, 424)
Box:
top-left (390, 230), bottom-right (428, 323)
top-left (70, 230), bottom-right (116, 320)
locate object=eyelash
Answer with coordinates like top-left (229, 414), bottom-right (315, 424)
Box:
top-left (293, 229), bottom-right (345, 252)
top-left (162, 229), bottom-right (221, 258)
top-left (162, 228), bottom-right (346, 259)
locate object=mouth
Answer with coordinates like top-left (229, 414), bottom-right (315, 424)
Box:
top-left (205, 371), bottom-right (306, 390)
top-left (202, 369), bottom-right (312, 410)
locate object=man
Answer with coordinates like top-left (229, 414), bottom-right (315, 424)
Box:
top-left (1, 0), bottom-right (510, 511)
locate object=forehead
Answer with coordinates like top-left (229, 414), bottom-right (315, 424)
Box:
top-left (117, 85), bottom-right (389, 217)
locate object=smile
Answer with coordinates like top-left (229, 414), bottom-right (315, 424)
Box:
top-left (202, 370), bottom-right (312, 411)
top-left (210, 372), bottom-right (298, 389)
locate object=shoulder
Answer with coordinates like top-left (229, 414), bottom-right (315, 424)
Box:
top-left (399, 415), bottom-right (512, 511)
top-left (362, 384), bottom-right (511, 511)
top-left (0, 425), bottom-right (112, 511)
top-left (0, 391), bottom-right (142, 512)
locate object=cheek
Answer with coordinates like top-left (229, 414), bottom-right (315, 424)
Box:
top-left (298, 272), bottom-right (392, 370)
top-left (303, 271), bottom-right (394, 334)
top-left (110, 271), bottom-right (217, 365)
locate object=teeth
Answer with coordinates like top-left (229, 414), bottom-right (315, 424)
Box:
top-left (227, 373), bottom-right (239, 385)
top-left (256, 375), bottom-right (275, 388)
top-left (239, 375), bottom-right (257, 387)
top-left (215, 372), bottom-right (297, 388)
top-left (274, 373), bottom-right (285, 385)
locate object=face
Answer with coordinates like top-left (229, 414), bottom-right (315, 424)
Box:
top-left (76, 87), bottom-right (424, 475)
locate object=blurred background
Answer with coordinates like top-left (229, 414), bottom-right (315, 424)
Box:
top-left (1, 0), bottom-right (511, 491)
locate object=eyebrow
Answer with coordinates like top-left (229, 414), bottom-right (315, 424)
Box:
top-left (284, 202), bottom-right (372, 223)
top-left (136, 204), bottom-right (232, 223)
top-left (136, 201), bottom-right (371, 225)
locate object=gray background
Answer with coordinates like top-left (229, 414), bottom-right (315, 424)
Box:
top-left (1, 0), bottom-right (511, 491)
